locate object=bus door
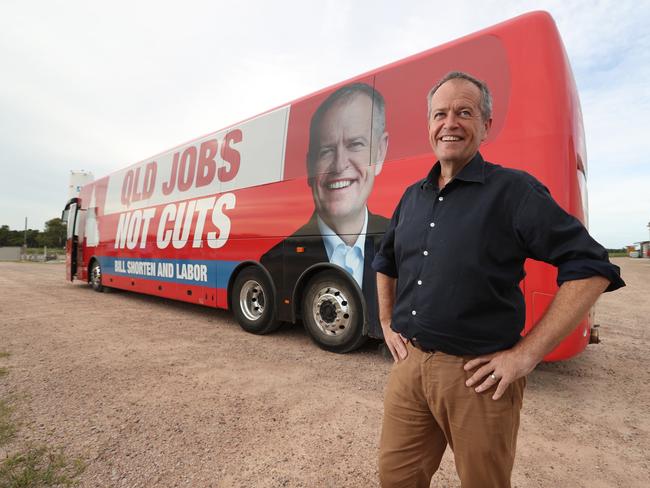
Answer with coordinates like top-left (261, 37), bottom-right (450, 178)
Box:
top-left (62, 198), bottom-right (80, 281)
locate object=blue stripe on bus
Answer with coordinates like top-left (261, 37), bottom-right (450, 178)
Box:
top-left (99, 257), bottom-right (241, 289)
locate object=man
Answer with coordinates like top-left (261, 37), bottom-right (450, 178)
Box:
top-left (261, 83), bottom-right (389, 336)
top-left (372, 71), bottom-right (624, 487)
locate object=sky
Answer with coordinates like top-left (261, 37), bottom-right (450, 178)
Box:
top-left (0, 0), bottom-right (648, 248)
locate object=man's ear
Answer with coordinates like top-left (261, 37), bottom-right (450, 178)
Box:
top-left (481, 118), bottom-right (493, 142)
top-left (373, 132), bottom-right (389, 176)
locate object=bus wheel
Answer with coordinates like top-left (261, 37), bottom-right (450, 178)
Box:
top-left (90, 260), bottom-right (104, 292)
top-left (302, 271), bottom-right (366, 353)
top-left (232, 267), bottom-right (280, 335)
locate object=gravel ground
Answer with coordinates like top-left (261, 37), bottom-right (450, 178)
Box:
top-left (0, 258), bottom-right (647, 487)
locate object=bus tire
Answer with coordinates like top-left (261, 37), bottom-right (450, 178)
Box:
top-left (89, 260), bottom-right (104, 292)
top-left (302, 271), bottom-right (366, 353)
top-left (232, 267), bottom-right (280, 335)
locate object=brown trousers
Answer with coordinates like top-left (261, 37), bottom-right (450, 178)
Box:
top-left (379, 343), bottom-right (526, 488)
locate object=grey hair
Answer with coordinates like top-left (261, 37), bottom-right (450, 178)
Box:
top-left (307, 83), bottom-right (386, 166)
top-left (426, 71), bottom-right (492, 122)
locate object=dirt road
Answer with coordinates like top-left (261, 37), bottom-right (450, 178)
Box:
top-left (0, 258), bottom-right (647, 487)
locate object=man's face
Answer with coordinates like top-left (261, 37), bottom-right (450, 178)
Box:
top-left (428, 79), bottom-right (492, 166)
top-left (309, 94), bottom-right (387, 226)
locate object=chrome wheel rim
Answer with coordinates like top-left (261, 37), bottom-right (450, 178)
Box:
top-left (92, 265), bottom-right (101, 288)
top-left (311, 285), bottom-right (351, 336)
top-left (239, 280), bottom-right (265, 321)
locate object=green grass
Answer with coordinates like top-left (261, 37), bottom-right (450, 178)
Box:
top-left (1, 352), bottom-right (10, 378)
top-left (0, 399), bottom-right (17, 446)
top-left (0, 360), bottom-right (85, 487)
top-left (24, 248), bottom-right (65, 256)
top-left (0, 446), bottom-right (85, 488)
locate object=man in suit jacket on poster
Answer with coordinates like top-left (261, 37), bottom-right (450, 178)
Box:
top-left (261, 83), bottom-right (389, 334)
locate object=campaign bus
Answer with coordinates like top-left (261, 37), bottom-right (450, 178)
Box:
top-left (63, 11), bottom-right (594, 360)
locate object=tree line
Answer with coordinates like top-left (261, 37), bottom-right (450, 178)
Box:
top-left (0, 218), bottom-right (67, 248)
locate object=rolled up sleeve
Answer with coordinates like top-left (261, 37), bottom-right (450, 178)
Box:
top-left (514, 178), bottom-right (625, 292)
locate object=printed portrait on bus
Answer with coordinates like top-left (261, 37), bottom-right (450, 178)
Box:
top-left (261, 83), bottom-right (389, 331)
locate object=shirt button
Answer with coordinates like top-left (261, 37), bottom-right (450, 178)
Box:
top-left (417, 280), bottom-right (422, 285)
top-left (423, 250), bottom-right (429, 256)
top-left (411, 310), bottom-right (417, 316)
top-left (438, 196), bottom-right (444, 201)
top-left (429, 222), bottom-right (435, 227)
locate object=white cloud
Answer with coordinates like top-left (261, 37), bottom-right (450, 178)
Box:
top-left (588, 172), bottom-right (650, 247)
top-left (581, 76), bottom-right (650, 172)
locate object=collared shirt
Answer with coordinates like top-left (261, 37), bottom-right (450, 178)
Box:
top-left (372, 152), bottom-right (624, 356)
top-left (318, 208), bottom-right (368, 288)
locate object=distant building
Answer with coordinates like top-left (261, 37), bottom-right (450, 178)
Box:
top-left (642, 241), bottom-right (650, 258)
top-left (629, 241), bottom-right (650, 258)
top-left (0, 247), bottom-right (21, 261)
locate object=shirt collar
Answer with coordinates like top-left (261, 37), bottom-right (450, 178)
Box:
top-left (421, 152), bottom-right (486, 190)
top-left (317, 208), bottom-right (368, 260)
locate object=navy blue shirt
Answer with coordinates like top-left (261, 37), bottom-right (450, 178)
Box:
top-left (372, 152), bottom-right (624, 356)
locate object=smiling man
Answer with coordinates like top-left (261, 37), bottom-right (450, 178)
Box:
top-left (304, 83), bottom-right (389, 286)
top-left (373, 71), bottom-right (624, 487)
top-left (308, 84), bottom-right (387, 251)
top-left (260, 83), bottom-right (389, 339)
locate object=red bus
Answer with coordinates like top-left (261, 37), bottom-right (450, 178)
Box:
top-left (63, 11), bottom-right (592, 360)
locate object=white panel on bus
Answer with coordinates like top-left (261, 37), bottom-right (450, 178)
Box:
top-left (103, 106), bottom-right (290, 216)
